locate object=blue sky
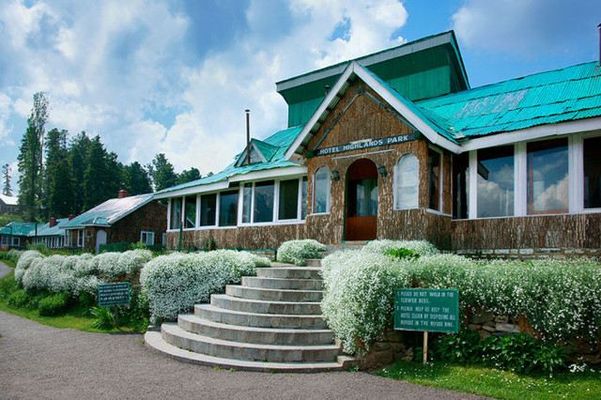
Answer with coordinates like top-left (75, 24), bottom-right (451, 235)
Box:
top-left (0, 0), bottom-right (599, 188)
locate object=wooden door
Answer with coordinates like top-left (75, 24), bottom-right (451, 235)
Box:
top-left (345, 159), bottom-right (378, 241)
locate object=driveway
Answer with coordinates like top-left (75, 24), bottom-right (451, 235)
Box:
top-left (0, 308), bottom-right (486, 400)
top-left (0, 261), bottom-right (11, 278)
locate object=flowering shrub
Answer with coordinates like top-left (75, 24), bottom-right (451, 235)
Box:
top-left (321, 244), bottom-right (601, 355)
top-left (321, 250), bottom-right (410, 354)
top-left (277, 239), bottom-right (327, 265)
top-left (14, 250), bottom-right (43, 285)
top-left (95, 249), bottom-right (152, 279)
top-left (362, 240), bottom-right (439, 256)
top-left (141, 250), bottom-right (269, 322)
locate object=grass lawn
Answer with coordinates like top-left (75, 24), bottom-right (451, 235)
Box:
top-left (0, 271), bottom-right (134, 334)
top-left (1, 258), bottom-right (16, 268)
top-left (377, 361), bottom-right (601, 400)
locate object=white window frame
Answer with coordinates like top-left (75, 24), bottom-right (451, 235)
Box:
top-left (182, 195), bottom-right (198, 231)
top-left (467, 132), bottom-right (601, 220)
top-left (11, 237), bottom-right (20, 247)
top-left (393, 153), bottom-right (419, 210)
top-left (312, 166), bottom-right (331, 215)
top-left (77, 230), bottom-right (84, 248)
top-left (140, 230), bottom-right (155, 246)
top-left (198, 192), bottom-right (219, 230)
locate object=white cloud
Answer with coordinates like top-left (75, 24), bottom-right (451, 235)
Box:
top-left (0, 0), bottom-right (409, 178)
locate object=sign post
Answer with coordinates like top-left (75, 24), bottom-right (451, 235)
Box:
top-left (394, 288), bottom-right (459, 364)
top-left (97, 282), bottom-right (131, 307)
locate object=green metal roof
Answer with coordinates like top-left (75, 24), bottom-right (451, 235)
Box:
top-left (417, 61), bottom-right (601, 139)
top-left (63, 193), bottom-right (155, 229)
top-left (157, 126), bottom-right (303, 196)
top-left (0, 222), bottom-right (39, 237)
top-left (36, 218), bottom-right (69, 237)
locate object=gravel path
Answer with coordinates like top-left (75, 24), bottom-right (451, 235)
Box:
top-left (0, 311), bottom-right (487, 400)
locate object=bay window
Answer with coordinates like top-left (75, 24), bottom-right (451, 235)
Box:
top-left (200, 194), bottom-right (216, 226)
top-left (527, 139), bottom-right (568, 215)
top-left (278, 179), bottom-right (299, 220)
top-left (253, 181), bottom-right (274, 223)
top-left (584, 136), bottom-right (601, 209)
top-left (219, 190), bottom-right (239, 226)
top-left (169, 197), bottom-right (182, 230)
top-left (184, 196), bottom-right (196, 228)
top-left (477, 146), bottom-right (514, 217)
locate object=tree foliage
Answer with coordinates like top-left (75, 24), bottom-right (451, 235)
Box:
top-left (148, 153), bottom-right (177, 191)
top-left (123, 161), bottom-right (152, 195)
top-left (1, 163), bottom-right (12, 196)
top-left (176, 167), bottom-right (201, 185)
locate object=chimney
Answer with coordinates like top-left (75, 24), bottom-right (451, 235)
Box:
top-left (118, 189), bottom-right (128, 199)
top-left (245, 109), bottom-right (251, 164)
top-left (68, 214), bottom-right (75, 221)
top-left (49, 216), bottom-right (57, 228)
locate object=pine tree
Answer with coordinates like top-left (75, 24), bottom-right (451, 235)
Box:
top-left (176, 167), bottom-right (201, 185)
top-left (69, 132), bottom-right (91, 214)
top-left (1, 164), bottom-right (12, 196)
top-left (147, 153), bottom-right (177, 191)
top-left (17, 92), bottom-right (48, 221)
top-left (123, 162), bottom-right (152, 195)
top-left (44, 128), bottom-right (73, 217)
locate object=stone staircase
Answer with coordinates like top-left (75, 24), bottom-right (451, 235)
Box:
top-left (145, 259), bottom-right (354, 372)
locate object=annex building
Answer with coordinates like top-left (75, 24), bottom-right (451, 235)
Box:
top-left (156, 31), bottom-right (601, 257)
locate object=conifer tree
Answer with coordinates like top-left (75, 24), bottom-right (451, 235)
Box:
top-left (147, 153), bottom-right (177, 191)
top-left (44, 128), bottom-right (73, 217)
top-left (1, 163), bottom-right (12, 196)
top-left (123, 161), bottom-right (152, 195)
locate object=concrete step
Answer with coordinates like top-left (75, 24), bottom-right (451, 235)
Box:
top-left (241, 276), bottom-right (323, 290)
top-left (305, 259), bottom-right (322, 268)
top-left (226, 285), bottom-right (324, 302)
top-left (211, 294), bottom-right (322, 315)
top-left (256, 267), bottom-right (322, 280)
top-left (178, 314), bottom-right (334, 345)
top-left (161, 323), bottom-right (341, 363)
top-left (194, 304), bottom-right (328, 329)
top-left (145, 331), bottom-right (355, 372)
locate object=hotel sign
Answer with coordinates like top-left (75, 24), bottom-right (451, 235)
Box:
top-left (311, 133), bottom-right (419, 157)
top-left (394, 288), bottom-right (459, 334)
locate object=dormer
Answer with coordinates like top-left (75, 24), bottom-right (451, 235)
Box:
top-left (235, 139), bottom-right (279, 167)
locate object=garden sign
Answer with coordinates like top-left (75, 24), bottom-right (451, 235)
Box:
top-left (394, 288), bottom-right (459, 364)
top-left (97, 282), bottom-right (131, 307)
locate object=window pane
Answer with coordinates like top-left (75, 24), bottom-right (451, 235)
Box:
top-left (314, 167), bottom-right (330, 213)
top-left (394, 154), bottom-right (418, 209)
top-left (170, 197), bottom-right (182, 229)
top-left (200, 194), bottom-right (216, 226)
top-left (428, 149), bottom-right (441, 210)
top-left (349, 178), bottom-right (378, 216)
top-left (301, 177), bottom-right (308, 219)
top-left (584, 137), bottom-right (601, 209)
top-left (219, 191), bottom-right (239, 226)
top-left (527, 139), bottom-right (568, 214)
top-left (253, 181), bottom-right (274, 223)
top-left (242, 185), bottom-right (252, 223)
top-left (477, 146), bottom-right (514, 218)
top-left (184, 196), bottom-right (196, 228)
top-left (279, 179), bottom-right (299, 220)
top-left (452, 153), bottom-right (469, 219)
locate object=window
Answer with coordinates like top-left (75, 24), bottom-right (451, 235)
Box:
top-left (527, 139), bottom-right (568, 215)
top-left (12, 237), bottom-right (20, 247)
top-left (452, 153), bottom-right (469, 219)
top-left (219, 190), bottom-right (239, 226)
top-left (394, 154), bottom-right (419, 209)
top-left (279, 179), bottom-right (299, 220)
top-left (184, 196), bottom-right (197, 228)
top-left (241, 184), bottom-right (252, 223)
top-left (428, 149), bottom-right (441, 211)
top-left (584, 136), bottom-right (601, 209)
top-left (161, 233), bottom-right (167, 246)
top-left (301, 177), bottom-right (308, 220)
top-left (200, 194), bottom-right (217, 226)
top-left (313, 167), bottom-right (331, 213)
top-left (77, 230), bottom-right (84, 248)
top-left (170, 197), bottom-right (182, 230)
top-left (477, 146), bottom-right (514, 217)
top-left (140, 231), bottom-right (155, 245)
top-left (253, 181), bottom-right (274, 223)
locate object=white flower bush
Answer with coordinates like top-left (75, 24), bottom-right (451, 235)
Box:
top-left (14, 250), bottom-right (43, 285)
top-left (322, 243), bottom-right (601, 355)
top-left (362, 239), bottom-right (440, 256)
top-left (95, 249), bottom-right (152, 279)
top-left (141, 250), bottom-right (270, 322)
top-left (276, 239), bottom-right (327, 265)
top-left (321, 251), bottom-right (410, 355)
